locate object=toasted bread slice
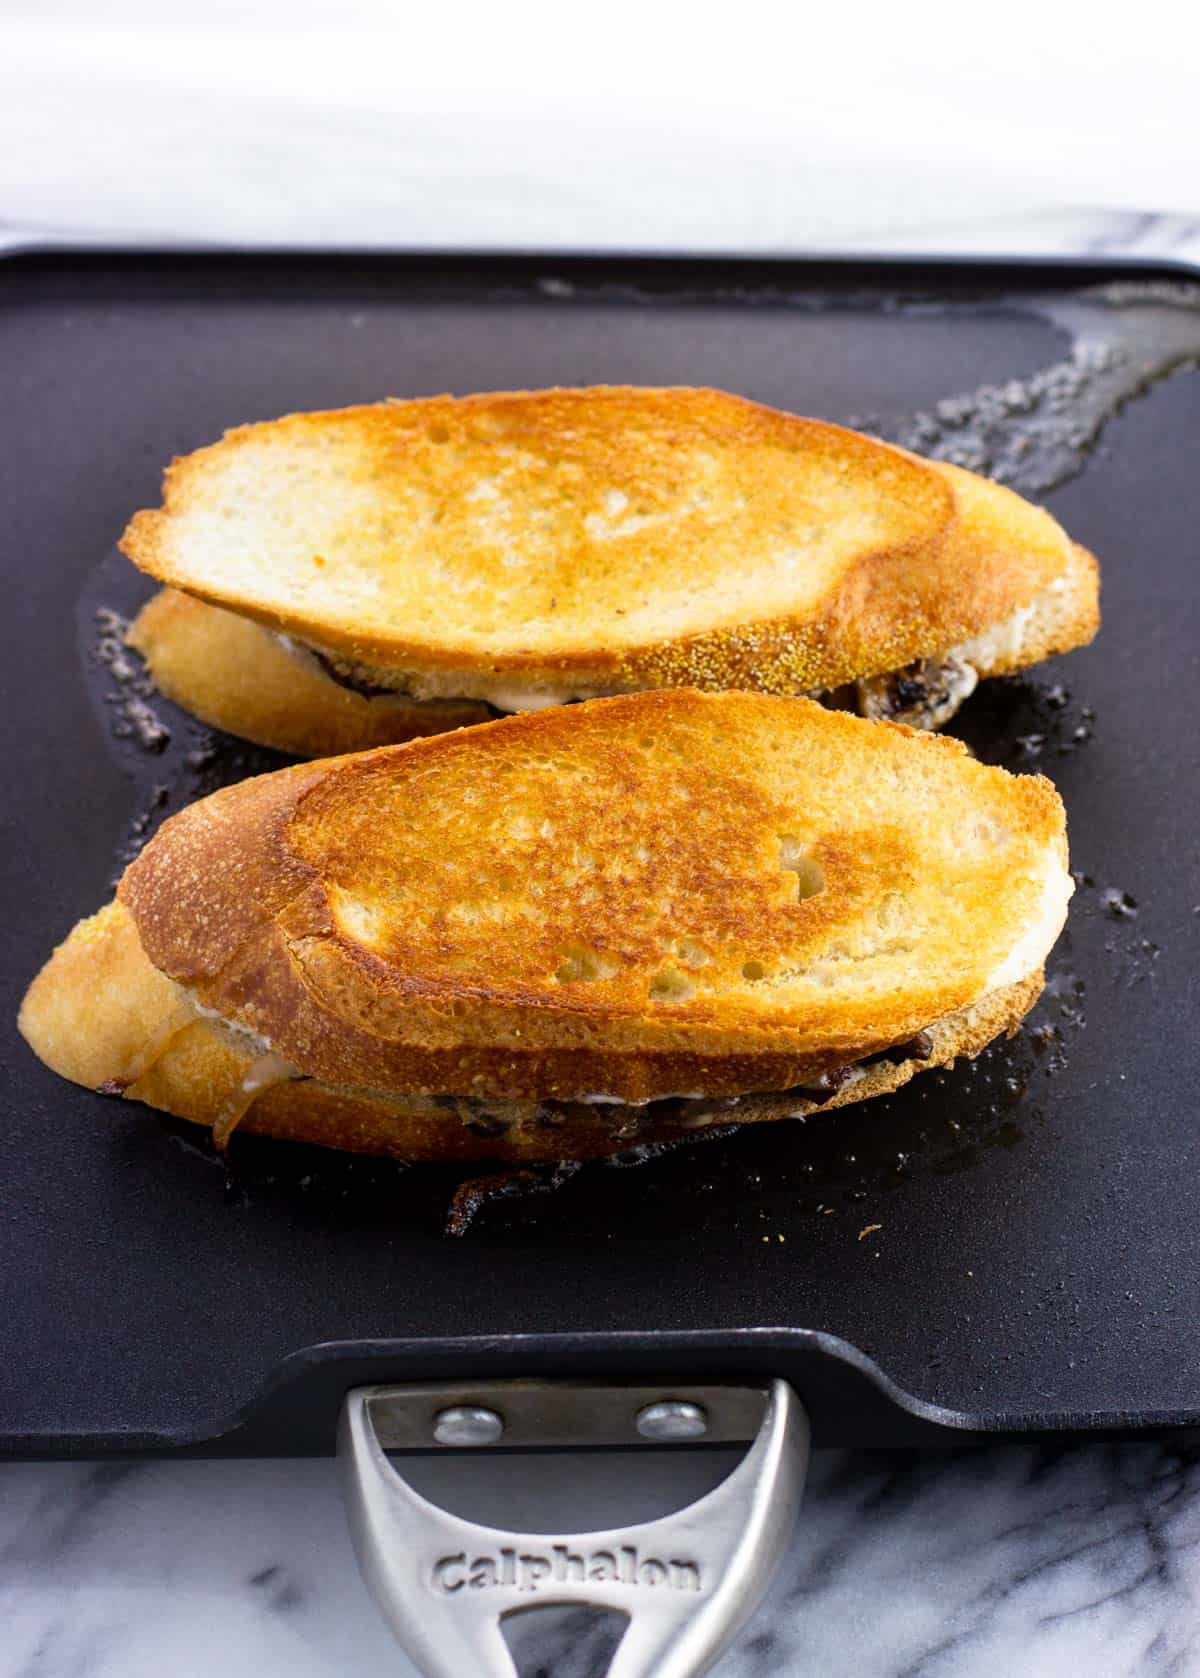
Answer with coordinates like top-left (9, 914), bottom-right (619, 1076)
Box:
top-left (120, 387), bottom-right (1100, 753)
top-left (20, 691), bottom-right (1070, 1162)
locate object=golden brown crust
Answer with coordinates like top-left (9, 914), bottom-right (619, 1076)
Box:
top-left (127, 589), bottom-right (496, 756)
top-left (18, 899), bottom-right (1043, 1163)
top-left (959, 541), bottom-right (1101, 678)
top-left (18, 900), bottom-right (195, 1091)
top-left (99, 690), bottom-right (1070, 1103)
top-left (119, 387), bottom-right (1098, 695)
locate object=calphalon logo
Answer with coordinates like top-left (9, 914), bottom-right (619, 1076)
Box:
top-left (430, 1545), bottom-right (702, 1595)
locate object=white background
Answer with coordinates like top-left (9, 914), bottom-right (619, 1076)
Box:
top-left (4, 0), bottom-right (1200, 251)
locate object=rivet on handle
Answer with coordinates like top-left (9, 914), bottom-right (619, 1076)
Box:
top-left (635, 1400), bottom-right (709, 1441)
top-left (433, 1405), bottom-right (505, 1446)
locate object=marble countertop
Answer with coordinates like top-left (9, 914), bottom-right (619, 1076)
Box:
top-left (6, 1438), bottom-right (1200, 1677)
top-left (4, 0), bottom-right (1200, 259)
top-left (5, 4), bottom-right (1200, 1672)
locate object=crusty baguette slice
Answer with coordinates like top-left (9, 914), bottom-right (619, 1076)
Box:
top-left (127, 586), bottom-right (496, 757)
top-left (20, 690), bottom-right (1071, 1162)
top-left (129, 534), bottom-right (1098, 758)
top-left (120, 387), bottom-right (1100, 741)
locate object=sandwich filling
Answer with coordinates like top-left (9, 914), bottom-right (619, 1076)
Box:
top-left (182, 977), bottom-right (1031, 1154)
top-left (437, 1030), bottom-right (937, 1142)
top-left (277, 584), bottom-right (1059, 732)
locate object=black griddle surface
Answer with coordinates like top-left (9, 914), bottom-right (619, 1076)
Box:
top-left (1, 251), bottom-right (1197, 1454)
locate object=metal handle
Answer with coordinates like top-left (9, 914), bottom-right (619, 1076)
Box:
top-left (338, 1378), bottom-right (809, 1678)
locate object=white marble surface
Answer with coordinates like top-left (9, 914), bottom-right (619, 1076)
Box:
top-left (5, 6), bottom-right (1200, 1673)
top-left (3, 0), bottom-right (1200, 258)
top-left (4, 1441), bottom-right (1200, 1678)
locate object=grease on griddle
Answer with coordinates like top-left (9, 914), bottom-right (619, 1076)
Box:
top-left (871, 343), bottom-right (1128, 493)
top-left (436, 1122), bottom-right (740, 1236)
top-left (84, 569), bottom-right (292, 879)
top-left (859, 283), bottom-right (1200, 497)
top-left (445, 1162), bottom-right (583, 1237)
top-left (105, 717), bottom-right (267, 881)
top-left (1073, 874), bottom-right (1161, 990)
top-left (948, 675), bottom-right (1096, 769)
top-left (93, 607), bottom-right (171, 752)
top-left (1102, 887), bottom-right (1139, 919)
top-left (1112, 934), bottom-right (1161, 989)
top-left (605, 1124), bottom-right (741, 1170)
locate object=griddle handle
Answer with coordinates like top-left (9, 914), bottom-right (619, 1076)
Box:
top-left (338, 1378), bottom-right (808, 1678)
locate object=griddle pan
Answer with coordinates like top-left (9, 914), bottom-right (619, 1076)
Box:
top-left (2, 248), bottom-right (1198, 1472)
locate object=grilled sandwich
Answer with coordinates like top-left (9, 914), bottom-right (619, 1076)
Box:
top-left (121, 387), bottom-right (1100, 757)
top-left (20, 690), bottom-right (1072, 1164)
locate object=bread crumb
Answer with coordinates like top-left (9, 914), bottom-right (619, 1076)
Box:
top-left (858, 1223), bottom-right (883, 1241)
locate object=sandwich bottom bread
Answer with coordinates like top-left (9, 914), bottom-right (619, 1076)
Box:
top-left (20, 690), bottom-right (1072, 1165)
top-left (127, 587), bottom-right (498, 757)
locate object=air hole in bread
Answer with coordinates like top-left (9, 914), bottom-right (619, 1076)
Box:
top-left (778, 837), bottom-right (824, 900)
top-left (741, 959), bottom-right (766, 982)
top-left (973, 817), bottom-right (1013, 848)
top-left (555, 945), bottom-right (618, 984)
top-left (428, 423), bottom-right (450, 444)
top-left (648, 968), bottom-right (694, 1001)
top-left (873, 891), bottom-right (905, 931)
top-left (675, 939), bottom-right (710, 968)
